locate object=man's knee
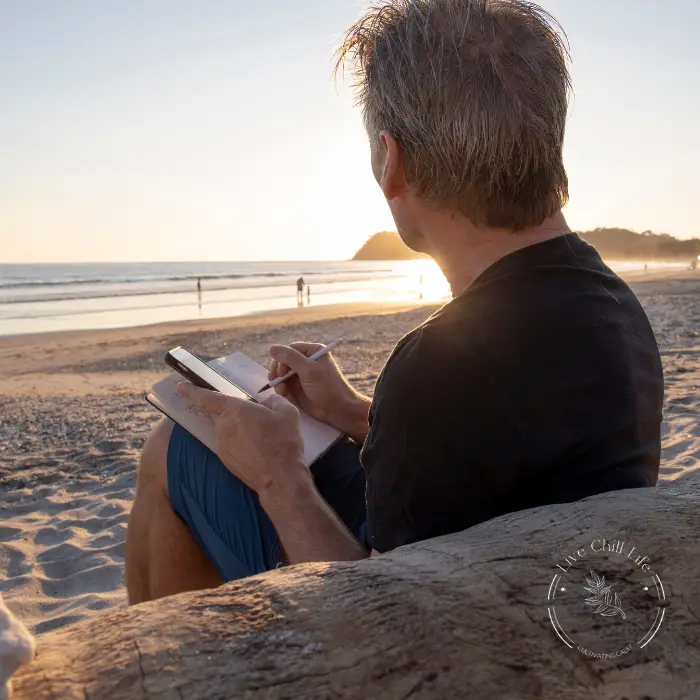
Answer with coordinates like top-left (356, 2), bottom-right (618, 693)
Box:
top-left (138, 418), bottom-right (174, 494)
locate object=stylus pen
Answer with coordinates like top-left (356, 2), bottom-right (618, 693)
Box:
top-left (257, 338), bottom-right (344, 393)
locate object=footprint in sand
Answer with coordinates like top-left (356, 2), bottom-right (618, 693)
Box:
top-left (0, 543), bottom-right (32, 580)
top-left (94, 439), bottom-right (129, 454)
top-left (38, 562), bottom-right (123, 600)
top-left (0, 527), bottom-right (22, 542)
top-left (34, 526), bottom-right (74, 547)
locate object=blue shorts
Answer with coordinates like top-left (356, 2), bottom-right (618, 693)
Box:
top-left (167, 424), bottom-right (368, 581)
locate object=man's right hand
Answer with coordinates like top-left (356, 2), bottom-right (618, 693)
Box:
top-left (268, 343), bottom-right (371, 443)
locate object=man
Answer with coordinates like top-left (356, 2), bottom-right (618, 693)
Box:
top-left (296, 276), bottom-right (305, 303)
top-left (126, 0), bottom-right (663, 602)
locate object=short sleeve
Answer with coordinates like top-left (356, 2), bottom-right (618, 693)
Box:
top-left (361, 326), bottom-right (525, 553)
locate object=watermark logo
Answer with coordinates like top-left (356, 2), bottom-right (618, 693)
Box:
top-left (584, 570), bottom-right (626, 619)
top-left (548, 539), bottom-right (666, 658)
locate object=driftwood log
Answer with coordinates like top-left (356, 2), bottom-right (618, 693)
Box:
top-left (13, 473), bottom-right (699, 700)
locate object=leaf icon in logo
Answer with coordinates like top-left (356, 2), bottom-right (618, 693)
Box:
top-left (583, 570), bottom-right (626, 619)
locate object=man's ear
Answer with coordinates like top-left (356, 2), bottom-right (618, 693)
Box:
top-left (377, 131), bottom-right (404, 200)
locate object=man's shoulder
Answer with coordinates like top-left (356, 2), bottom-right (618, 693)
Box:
top-left (384, 251), bottom-right (655, 381)
top-left (384, 285), bottom-right (527, 371)
top-left (376, 307), bottom-right (485, 396)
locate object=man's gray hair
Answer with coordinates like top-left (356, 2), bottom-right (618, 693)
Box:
top-left (335, 0), bottom-right (571, 230)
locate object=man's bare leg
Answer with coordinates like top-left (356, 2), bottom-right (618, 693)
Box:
top-left (125, 418), bottom-right (223, 604)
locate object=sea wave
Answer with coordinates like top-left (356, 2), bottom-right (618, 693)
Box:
top-left (0, 271), bottom-right (294, 290)
top-left (0, 267), bottom-right (398, 291)
top-left (0, 272), bottom-right (406, 305)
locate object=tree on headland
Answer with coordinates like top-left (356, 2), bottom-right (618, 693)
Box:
top-left (580, 228), bottom-right (700, 258)
top-left (352, 231), bottom-right (429, 260)
top-left (352, 228), bottom-right (700, 260)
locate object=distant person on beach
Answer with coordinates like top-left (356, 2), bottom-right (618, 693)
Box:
top-left (126, 0), bottom-right (663, 601)
top-left (691, 259), bottom-right (697, 271)
top-left (196, 278), bottom-right (202, 294)
top-left (296, 276), bottom-right (305, 303)
top-left (307, 285), bottom-right (311, 303)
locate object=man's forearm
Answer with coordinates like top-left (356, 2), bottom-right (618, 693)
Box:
top-left (331, 394), bottom-right (371, 444)
top-left (259, 466), bottom-right (369, 564)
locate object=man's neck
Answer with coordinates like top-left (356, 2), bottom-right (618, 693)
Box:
top-left (425, 211), bottom-right (571, 297)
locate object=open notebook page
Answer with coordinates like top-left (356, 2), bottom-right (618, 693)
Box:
top-left (147, 352), bottom-right (342, 466)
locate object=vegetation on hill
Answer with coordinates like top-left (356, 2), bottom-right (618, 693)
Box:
top-left (352, 228), bottom-right (699, 260)
top-left (352, 231), bottom-right (428, 260)
top-left (579, 228), bottom-right (699, 259)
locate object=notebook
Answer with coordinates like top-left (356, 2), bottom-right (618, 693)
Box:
top-left (146, 351), bottom-right (343, 466)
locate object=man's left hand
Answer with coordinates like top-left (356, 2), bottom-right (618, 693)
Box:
top-left (175, 383), bottom-right (306, 495)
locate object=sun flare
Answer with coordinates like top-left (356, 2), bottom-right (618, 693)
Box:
top-left (402, 259), bottom-right (452, 301)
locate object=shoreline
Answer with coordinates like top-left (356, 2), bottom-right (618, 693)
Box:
top-left (0, 298), bottom-right (426, 347)
top-left (1, 266), bottom-right (696, 346)
top-left (0, 258), bottom-right (437, 338)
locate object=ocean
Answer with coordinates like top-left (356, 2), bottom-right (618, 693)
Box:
top-left (0, 258), bottom-right (688, 337)
top-left (0, 260), bottom-right (450, 336)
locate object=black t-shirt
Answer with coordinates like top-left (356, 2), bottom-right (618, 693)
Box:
top-left (361, 234), bottom-right (663, 553)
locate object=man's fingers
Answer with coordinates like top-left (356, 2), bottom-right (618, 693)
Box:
top-left (289, 342), bottom-right (336, 369)
top-left (289, 342), bottom-right (326, 357)
top-left (175, 383), bottom-right (230, 416)
top-left (268, 359), bottom-right (279, 382)
top-left (262, 393), bottom-right (299, 417)
top-left (269, 345), bottom-right (315, 373)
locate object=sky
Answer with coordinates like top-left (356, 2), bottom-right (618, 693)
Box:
top-left (1, 0), bottom-right (698, 263)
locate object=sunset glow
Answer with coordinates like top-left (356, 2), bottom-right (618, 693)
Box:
top-left (0, 1), bottom-right (698, 263)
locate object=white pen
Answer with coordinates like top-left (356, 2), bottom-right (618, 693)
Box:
top-left (257, 338), bottom-right (344, 393)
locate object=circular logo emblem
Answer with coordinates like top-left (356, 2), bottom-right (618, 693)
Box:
top-left (548, 539), bottom-right (666, 658)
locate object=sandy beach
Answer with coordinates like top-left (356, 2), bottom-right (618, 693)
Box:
top-left (2, 272), bottom-right (700, 636)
